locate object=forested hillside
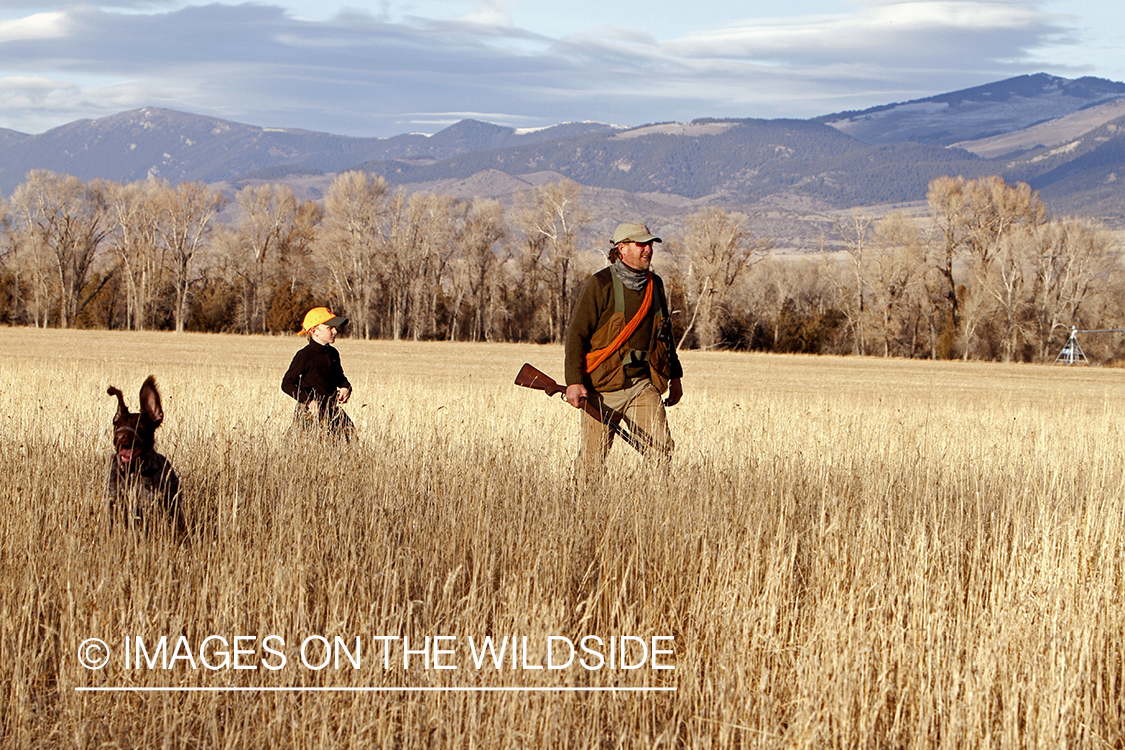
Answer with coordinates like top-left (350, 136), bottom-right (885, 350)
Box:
top-left (0, 109), bottom-right (618, 195)
top-left (357, 119), bottom-right (993, 207)
top-left (1002, 114), bottom-right (1125, 216)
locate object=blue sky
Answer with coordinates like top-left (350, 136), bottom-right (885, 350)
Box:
top-left (0, 0), bottom-right (1119, 137)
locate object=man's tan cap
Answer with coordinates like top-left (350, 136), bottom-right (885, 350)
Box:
top-left (611, 221), bottom-right (662, 246)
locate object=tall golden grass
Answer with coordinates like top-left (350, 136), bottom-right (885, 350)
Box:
top-left (1, 327), bottom-right (1123, 748)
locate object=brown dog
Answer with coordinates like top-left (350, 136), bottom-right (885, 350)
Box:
top-left (106, 375), bottom-right (183, 532)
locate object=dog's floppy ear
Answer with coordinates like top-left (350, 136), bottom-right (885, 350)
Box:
top-left (107, 385), bottom-right (129, 425)
top-left (138, 375), bottom-right (164, 428)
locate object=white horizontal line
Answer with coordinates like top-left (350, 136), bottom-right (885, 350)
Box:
top-left (76, 686), bottom-right (676, 693)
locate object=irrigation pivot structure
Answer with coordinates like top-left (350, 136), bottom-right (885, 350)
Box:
top-left (1054, 327), bottom-right (1125, 365)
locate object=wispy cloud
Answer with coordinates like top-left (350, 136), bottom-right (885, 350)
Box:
top-left (0, 0), bottom-right (1087, 136)
top-left (671, 2), bottom-right (1070, 70)
top-left (0, 11), bottom-right (69, 43)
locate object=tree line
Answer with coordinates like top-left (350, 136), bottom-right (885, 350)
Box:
top-left (1, 169), bottom-right (1122, 363)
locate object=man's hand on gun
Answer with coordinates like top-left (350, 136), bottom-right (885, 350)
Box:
top-left (565, 383), bottom-right (588, 409)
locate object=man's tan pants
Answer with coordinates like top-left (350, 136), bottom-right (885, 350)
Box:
top-left (578, 380), bottom-right (673, 478)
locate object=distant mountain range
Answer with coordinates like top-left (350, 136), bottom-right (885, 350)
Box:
top-left (3, 72), bottom-right (1125, 240)
top-left (815, 74), bottom-right (1125, 147)
top-left (0, 112), bottom-right (617, 191)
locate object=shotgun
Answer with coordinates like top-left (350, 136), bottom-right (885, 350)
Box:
top-left (513, 363), bottom-right (645, 453)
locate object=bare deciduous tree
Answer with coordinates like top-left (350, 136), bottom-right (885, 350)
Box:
top-left (375, 191), bottom-right (465, 340)
top-left (512, 179), bottom-right (589, 343)
top-left (8, 171), bottom-right (113, 328)
top-left (318, 171), bottom-right (389, 339)
top-left (452, 199), bottom-right (507, 342)
top-left (108, 180), bottom-right (167, 330)
top-left (831, 212), bottom-right (876, 355)
top-left (1030, 218), bottom-right (1119, 359)
top-left (408, 193), bottom-right (463, 340)
top-left (159, 182), bottom-right (227, 333)
top-left (222, 184), bottom-right (299, 333)
top-left (926, 175), bottom-right (1047, 359)
top-left (867, 213), bottom-right (928, 358)
top-left (676, 207), bottom-right (769, 349)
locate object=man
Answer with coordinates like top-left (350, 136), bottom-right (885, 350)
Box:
top-left (281, 307), bottom-right (354, 439)
top-left (564, 221), bottom-right (683, 476)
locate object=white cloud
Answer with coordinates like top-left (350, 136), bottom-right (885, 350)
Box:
top-left (867, 1), bottom-right (1047, 29)
top-left (669, 1), bottom-right (1067, 65)
top-left (454, 0), bottom-right (513, 27)
top-left (0, 74), bottom-right (74, 93)
top-left (0, 0), bottom-right (1100, 137)
top-left (0, 10), bottom-right (68, 42)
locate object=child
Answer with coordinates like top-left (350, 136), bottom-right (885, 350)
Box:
top-left (281, 307), bottom-right (354, 439)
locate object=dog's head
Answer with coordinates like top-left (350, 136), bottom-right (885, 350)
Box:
top-left (107, 375), bottom-right (165, 472)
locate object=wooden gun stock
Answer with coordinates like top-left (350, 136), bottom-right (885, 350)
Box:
top-left (513, 363), bottom-right (644, 453)
top-left (514, 363), bottom-right (567, 397)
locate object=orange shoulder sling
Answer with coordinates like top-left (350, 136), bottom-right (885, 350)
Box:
top-left (585, 272), bottom-right (653, 374)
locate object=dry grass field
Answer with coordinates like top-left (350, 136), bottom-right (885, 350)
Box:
top-left (2, 327), bottom-right (1124, 749)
